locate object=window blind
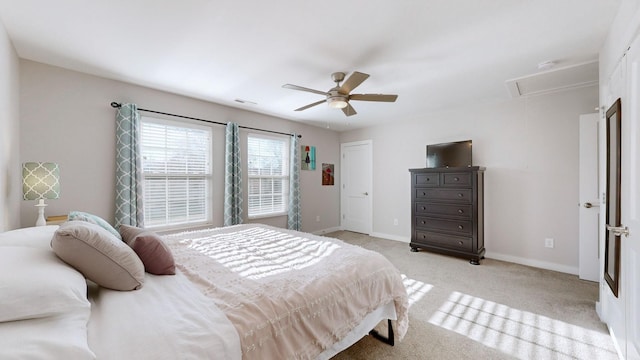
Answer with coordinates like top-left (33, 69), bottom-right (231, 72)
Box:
top-left (247, 134), bottom-right (289, 217)
top-left (140, 118), bottom-right (212, 227)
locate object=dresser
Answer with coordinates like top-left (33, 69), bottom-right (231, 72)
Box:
top-left (409, 166), bottom-right (485, 264)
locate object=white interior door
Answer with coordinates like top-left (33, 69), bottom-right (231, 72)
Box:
top-left (579, 113), bottom-right (601, 282)
top-left (340, 140), bottom-right (372, 234)
top-left (601, 34), bottom-right (640, 360)
top-left (600, 54), bottom-right (627, 360)
top-left (623, 35), bottom-right (640, 360)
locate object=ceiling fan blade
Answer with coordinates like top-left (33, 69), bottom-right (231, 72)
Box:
top-left (342, 103), bottom-right (357, 116)
top-left (294, 99), bottom-right (327, 111)
top-left (283, 84), bottom-right (328, 96)
top-left (339, 71), bottom-right (369, 94)
top-left (350, 94), bottom-right (398, 102)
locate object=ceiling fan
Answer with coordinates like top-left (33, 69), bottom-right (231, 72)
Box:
top-left (282, 71), bottom-right (398, 117)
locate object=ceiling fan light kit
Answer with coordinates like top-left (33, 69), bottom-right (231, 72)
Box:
top-left (283, 71), bottom-right (397, 116)
top-left (327, 95), bottom-right (348, 109)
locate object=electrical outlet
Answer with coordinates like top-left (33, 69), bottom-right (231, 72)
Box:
top-left (545, 238), bottom-right (554, 248)
top-left (316, 216), bottom-right (320, 222)
top-left (393, 218), bottom-right (398, 226)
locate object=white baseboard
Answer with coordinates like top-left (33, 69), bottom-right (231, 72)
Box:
top-left (369, 232), bottom-right (410, 243)
top-left (486, 251), bottom-right (579, 275)
top-left (312, 226), bottom-right (342, 235)
top-left (320, 229), bottom-right (579, 276)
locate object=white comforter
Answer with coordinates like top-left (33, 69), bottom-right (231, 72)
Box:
top-left (87, 271), bottom-right (241, 360)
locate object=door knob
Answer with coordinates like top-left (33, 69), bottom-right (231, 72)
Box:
top-left (606, 225), bottom-right (630, 237)
top-left (363, 192), bottom-right (369, 196)
top-left (583, 202), bottom-right (600, 208)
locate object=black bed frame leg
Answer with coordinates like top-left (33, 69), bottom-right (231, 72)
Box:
top-left (369, 319), bottom-right (394, 346)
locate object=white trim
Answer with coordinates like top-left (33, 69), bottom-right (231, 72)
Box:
top-left (486, 251), bottom-right (579, 275)
top-left (311, 226), bottom-right (343, 236)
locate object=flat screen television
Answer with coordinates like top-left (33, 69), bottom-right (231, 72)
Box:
top-left (426, 140), bottom-right (472, 168)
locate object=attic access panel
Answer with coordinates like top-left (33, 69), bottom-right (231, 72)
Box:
top-left (505, 60), bottom-right (598, 98)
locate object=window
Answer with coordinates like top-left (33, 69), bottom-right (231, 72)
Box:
top-left (247, 134), bottom-right (289, 218)
top-left (140, 117), bottom-right (212, 228)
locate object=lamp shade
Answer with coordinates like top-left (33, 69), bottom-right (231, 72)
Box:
top-left (22, 162), bottom-right (60, 200)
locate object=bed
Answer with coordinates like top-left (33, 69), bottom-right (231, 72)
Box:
top-left (0, 221), bottom-right (408, 359)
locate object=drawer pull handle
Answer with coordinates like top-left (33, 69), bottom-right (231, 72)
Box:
top-left (426, 178), bottom-right (430, 181)
top-left (454, 177), bottom-right (459, 181)
top-left (422, 235), bottom-right (426, 239)
top-left (423, 192), bottom-right (426, 196)
top-left (421, 221), bottom-right (426, 224)
top-left (422, 207), bottom-right (426, 210)
top-left (457, 193), bottom-right (463, 197)
top-left (457, 209), bottom-right (463, 214)
top-left (458, 225), bottom-right (463, 229)
top-left (458, 241), bottom-right (464, 245)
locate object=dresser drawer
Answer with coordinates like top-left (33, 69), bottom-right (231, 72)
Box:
top-left (414, 173), bottom-right (440, 187)
top-left (415, 216), bottom-right (472, 235)
top-left (415, 202), bottom-right (472, 218)
top-left (414, 230), bottom-right (472, 252)
top-left (442, 172), bottom-right (471, 186)
top-left (415, 188), bottom-right (472, 202)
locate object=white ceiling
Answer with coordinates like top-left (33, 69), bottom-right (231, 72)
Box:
top-left (0, 0), bottom-right (619, 131)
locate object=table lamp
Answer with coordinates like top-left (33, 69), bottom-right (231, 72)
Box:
top-left (22, 162), bottom-right (60, 226)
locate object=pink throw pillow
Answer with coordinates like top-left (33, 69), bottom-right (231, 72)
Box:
top-left (119, 225), bottom-right (176, 275)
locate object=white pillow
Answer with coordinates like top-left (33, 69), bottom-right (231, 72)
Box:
top-left (0, 225), bottom-right (59, 249)
top-left (0, 246), bottom-right (90, 322)
top-left (0, 310), bottom-right (95, 359)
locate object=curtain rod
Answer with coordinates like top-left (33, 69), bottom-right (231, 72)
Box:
top-left (110, 102), bottom-right (301, 138)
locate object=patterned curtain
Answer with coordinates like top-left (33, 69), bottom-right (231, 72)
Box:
top-left (224, 122), bottom-right (243, 226)
top-left (288, 134), bottom-right (301, 230)
top-left (115, 103), bottom-right (144, 228)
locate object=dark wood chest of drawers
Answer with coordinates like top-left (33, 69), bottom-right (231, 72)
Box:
top-left (409, 167), bottom-right (485, 264)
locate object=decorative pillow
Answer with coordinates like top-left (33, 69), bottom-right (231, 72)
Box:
top-left (0, 225), bottom-right (59, 249)
top-left (119, 225), bottom-right (176, 275)
top-left (68, 211), bottom-right (121, 240)
top-left (51, 221), bottom-right (144, 291)
top-left (0, 246), bottom-right (90, 322)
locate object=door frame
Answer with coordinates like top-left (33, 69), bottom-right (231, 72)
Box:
top-left (340, 140), bottom-right (373, 233)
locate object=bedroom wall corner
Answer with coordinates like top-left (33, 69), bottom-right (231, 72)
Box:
top-left (0, 18), bottom-right (21, 231)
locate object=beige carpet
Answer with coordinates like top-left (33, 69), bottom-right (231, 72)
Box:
top-left (325, 231), bottom-right (618, 360)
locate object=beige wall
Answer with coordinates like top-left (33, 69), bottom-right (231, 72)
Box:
top-left (14, 36), bottom-right (606, 274)
top-left (0, 19), bottom-right (20, 231)
top-left (340, 86), bottom-right (599, 274)
top-left (19, 60), bottom-right (341, 232)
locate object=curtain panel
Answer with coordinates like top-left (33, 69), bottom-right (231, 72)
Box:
top-left (288, 134), bottom-right (301, 230)
top-left (115, 103), bottom-right (144, 228)
top-left (224, 122), bottom-right (243, 226)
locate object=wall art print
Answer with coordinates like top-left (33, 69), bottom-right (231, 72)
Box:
top-left (322, 163), bottom-right (334, 186)
top-left (301, 145), bottom-right (316, 170)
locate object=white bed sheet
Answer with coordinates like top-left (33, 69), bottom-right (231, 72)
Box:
top-left (87, 271), bottom-right (241, 360)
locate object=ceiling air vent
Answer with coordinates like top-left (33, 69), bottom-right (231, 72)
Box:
top-left (505, 60), bottom-right (598, 98)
